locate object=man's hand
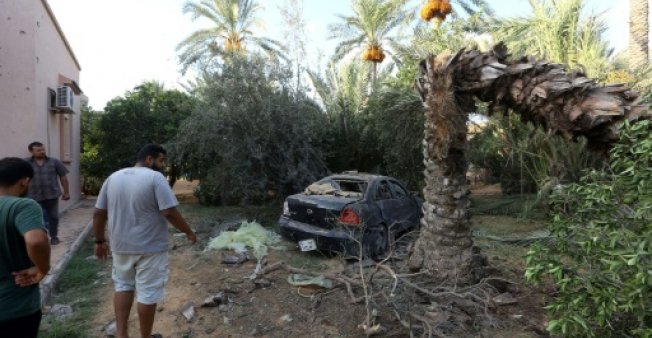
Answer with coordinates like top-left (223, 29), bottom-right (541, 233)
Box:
top-left (186, 232), bottom-right (198, 245)
top-left (95, 243), bottom-right (109, 260)
top-left (61, 193), bottom-right (70, 201)
top-left (13, 267), bottom-right (46, 287)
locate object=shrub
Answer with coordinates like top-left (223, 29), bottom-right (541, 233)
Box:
top-left (525, 120), bottom-right (652, 337)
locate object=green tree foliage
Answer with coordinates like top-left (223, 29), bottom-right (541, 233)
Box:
top-left (525, 120), bottom-right (652, 337)
top-left (467, 113), bottom-right (604, 195)
top-left (492, 0), bottom-right (613, 79)
top-left (393, 6), bottom-right (493, 63)
top-left (308, 61), bottom-right (382, 174)
top-left (82, 82), bottom-right (195, 187)
top-left (79, 102), bottom-right (103, 194)
top-left (366, 88), bottom-right (424, 190)
top-left (177, 0), bottom-right (284, 73)
top-left (174, 55), bottom-right (327, 205)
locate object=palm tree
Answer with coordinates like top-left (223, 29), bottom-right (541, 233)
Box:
top-left (308, 61), bottom-right (371, 116)
top-left (329, 0), bottom-right (411, 86)
top-left (393, 7), bottom-right (494, 65)
top-left (629, 0), bottom-right (649, 69)
top-left (176, 0), bottom-right (284, 72)
top-left (409, 43), bottom-right (649, 278)
top-left (307, 61), bottom-right (382, 171)
top-left (492, 0), bottom-right (614, 79)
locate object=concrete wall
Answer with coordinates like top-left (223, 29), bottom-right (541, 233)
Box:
top-left (0, 0), bottom-right (81, 211)
top-left (0, 1), bottom-right (38, 158)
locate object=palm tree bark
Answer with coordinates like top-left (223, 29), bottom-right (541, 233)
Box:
top-left (629, 0), bottom-right (649, 69)
top-left (454, 43), bottom-right (648, 151)
top-left (410, 43), bottom-right (649, 278)
top-left (409, 54), bottom-right (476, 279)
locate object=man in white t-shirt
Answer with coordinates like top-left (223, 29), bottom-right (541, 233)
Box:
top-left (93, 144), bottom-right (197, 338)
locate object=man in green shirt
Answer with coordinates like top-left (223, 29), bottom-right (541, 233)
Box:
top-left (0, 157), bottom-right (51, 338)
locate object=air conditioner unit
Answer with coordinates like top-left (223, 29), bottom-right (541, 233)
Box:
top-left (56, 86), bottom-right (74, 111)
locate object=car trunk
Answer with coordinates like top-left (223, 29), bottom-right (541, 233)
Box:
top-left (286, 194), bottom-right (359, 229)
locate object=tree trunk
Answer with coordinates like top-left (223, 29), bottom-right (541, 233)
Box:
top-left (168, 164), bottom-right (179, 188)
top-left (409, 53), bottom-right (476, 279)
top-left (368, 61), bottom-right (378, 95)
top-left (630, 0), bottom-right (649, 69)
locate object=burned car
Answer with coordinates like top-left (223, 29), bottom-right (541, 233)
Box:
top-left (279, 172), bottom-right (422, 259)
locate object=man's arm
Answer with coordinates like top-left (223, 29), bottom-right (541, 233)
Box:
top-left (59, 175), bottom-right (70, 200)
top-left (13, 229), bottom-right (50, 287)
top-left (161, 207), bottom-right (197, 244)
top-left (93, 208), bottom-right (110, 260)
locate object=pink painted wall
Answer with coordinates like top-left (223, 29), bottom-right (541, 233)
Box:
top-left (0, 0), bottom-right (82, 211)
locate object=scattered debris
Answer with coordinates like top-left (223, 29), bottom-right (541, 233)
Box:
top-left (493, 292), bottom-right (518, 305)
top-left (103, 320), bottom-right (116, 336)
top-left (346, 259), bottom-right (376, 272)
top-left (49, 304), bottom-right (73, 321)
top-left (221, 253), bottom-right (247, 265)
top-left (358, 323), bottom-right (384, 336)
top-left (252, 278), bottom-right (272, 289)
top-left (206, 221), bottom-right (280, 276)
top-left (278, 314), bottom-right (293, 325)
top-left (201, 292), bottom-right (227, 307)
top-left (287, 274), bottom-right (334, 289)
top-left (180, 302), bottom-right (195, 322)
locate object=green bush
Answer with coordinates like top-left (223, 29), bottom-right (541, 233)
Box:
top-left (525, 120), bottom-right (652, 337)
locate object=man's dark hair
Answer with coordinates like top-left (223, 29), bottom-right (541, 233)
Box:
top-left (136, 144), bottom-right (167, 162)
top-left (0, 157), bottom-right (34, 188)
top-left (28, 141), bottom-right (44, 151)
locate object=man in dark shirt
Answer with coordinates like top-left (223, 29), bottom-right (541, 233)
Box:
top-left (25, 141), bottom-right (70, 245)
top-left (0, 157), bottom-right (51, 338)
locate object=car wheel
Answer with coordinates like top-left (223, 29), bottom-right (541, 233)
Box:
top-left (364, 225), bottom-right (388, 261)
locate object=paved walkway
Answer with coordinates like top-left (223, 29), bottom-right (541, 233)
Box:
top-left (40, 197), bottom-right (96, 304)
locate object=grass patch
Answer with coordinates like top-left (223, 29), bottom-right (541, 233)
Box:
top-left (471, 213), bottom-right (549, 275)
top-left (471, 194), bottom-right (547, 219)
top-left (472, 215), bottom-right (547, 236)
top-left (39, 239), bottom-right (107, 338)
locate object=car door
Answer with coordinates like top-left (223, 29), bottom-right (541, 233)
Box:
top-left (388, 180), bottom-right (420, 231)
top-left (374, 180), bottom-right (404, 233)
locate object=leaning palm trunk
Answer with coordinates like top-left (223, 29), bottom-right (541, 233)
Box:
top-left (454, 43), bottom-right (647, 150)
top-left (410, 43), bottom-right (649, 277)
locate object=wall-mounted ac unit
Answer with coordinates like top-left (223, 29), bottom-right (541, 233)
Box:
top-left (56, 86), bottom-right (74, 111)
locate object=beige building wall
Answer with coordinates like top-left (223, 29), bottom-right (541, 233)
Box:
top-left (0, 0), bottom-right (82, 211)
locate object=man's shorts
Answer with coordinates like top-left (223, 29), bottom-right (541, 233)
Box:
top-left (112, 252), bottom-right (169, 305)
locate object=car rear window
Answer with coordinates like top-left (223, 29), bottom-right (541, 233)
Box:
top-left (304, 179), bottom-right (367, 198)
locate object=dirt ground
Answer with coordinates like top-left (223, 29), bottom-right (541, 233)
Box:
top-left (88, 181), bottom-right (551, 337)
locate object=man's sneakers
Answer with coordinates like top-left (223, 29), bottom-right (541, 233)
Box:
top-left (50, 237), bottom-right (61, 245)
